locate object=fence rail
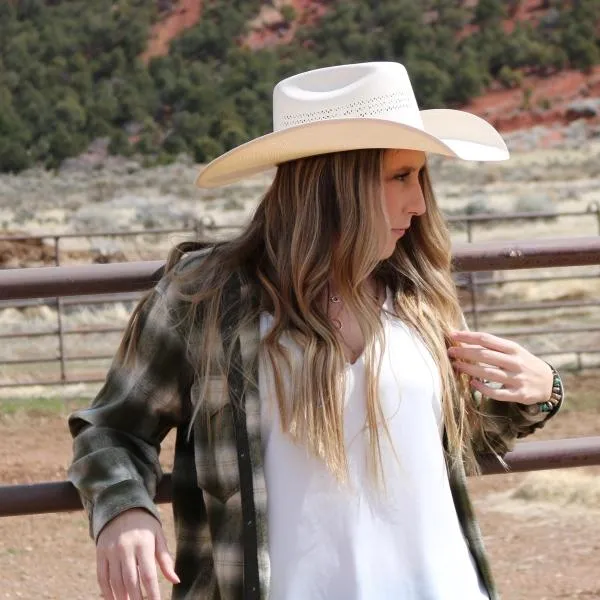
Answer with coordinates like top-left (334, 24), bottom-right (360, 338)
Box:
top-left (2, 237), bottom-right (600, 301)
top-left (1, 436), bottom-right (599, 518)
top-left (2, 237), bottom-right (600, 386)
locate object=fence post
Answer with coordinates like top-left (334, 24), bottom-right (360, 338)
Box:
top-left (194, 219), bottom-right (205, 241)
top-left (194, 215), bottom-right (216, 242)
top-left (464, 220), bottom-right (480, 329)
top-left (54, 236), bottom-right (66, 382)
top-left (588, 201), bottom-right (600, 236)
top-left (468, 272), bottom-right (480, 331)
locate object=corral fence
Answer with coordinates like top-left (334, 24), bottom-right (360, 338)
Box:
top-left (1, 236), bottom-right (600, 515)
top-left (2, 205), bottom-right (600, 386)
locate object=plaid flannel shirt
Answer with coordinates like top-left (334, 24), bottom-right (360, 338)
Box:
top-left (68, 249), bottom-right (563, 600)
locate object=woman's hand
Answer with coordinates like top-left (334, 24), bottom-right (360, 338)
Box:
top-left (448, 330), bottom-right (553, 406)
top-left (96, 508), bottom-right (180, 600)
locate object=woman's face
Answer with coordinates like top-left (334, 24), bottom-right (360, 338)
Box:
top-left (379, 149), bottom-right (427, 260)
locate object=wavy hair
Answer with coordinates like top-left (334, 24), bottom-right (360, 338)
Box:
top-left (155, 149), bottom-right (484, 482)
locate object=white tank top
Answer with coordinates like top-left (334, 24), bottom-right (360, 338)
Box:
top-left (259, 294), bottom-right (489, 600)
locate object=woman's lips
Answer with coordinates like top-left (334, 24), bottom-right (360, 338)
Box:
top-left (391, 228), bottom-right (406, 237)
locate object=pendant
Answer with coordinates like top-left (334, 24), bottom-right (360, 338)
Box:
top-left (329, 295), bottom-right (341, 303)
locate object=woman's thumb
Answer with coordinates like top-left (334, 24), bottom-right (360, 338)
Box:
top-left (155, 529), bottom-right (180, 584)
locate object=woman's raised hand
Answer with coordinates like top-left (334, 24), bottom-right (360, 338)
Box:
top-left (96, 508), bottom-right (180, 600)
top-left (448, 330), bottom-right (554, 406)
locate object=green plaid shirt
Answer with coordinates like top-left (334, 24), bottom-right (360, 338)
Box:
top-left (68, 249), bottom-right (562, 600)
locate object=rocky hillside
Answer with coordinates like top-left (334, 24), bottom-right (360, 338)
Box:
top-left (0, 0), bottom-right (598, 173)
top-left (142, 0), bottom-right (600, 135)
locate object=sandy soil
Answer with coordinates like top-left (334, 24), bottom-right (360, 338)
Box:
top-left (0, 389), bottom-right (599, 600)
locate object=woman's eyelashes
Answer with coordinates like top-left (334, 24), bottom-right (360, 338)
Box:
top-left (393, 167), bottom-right (422, 183)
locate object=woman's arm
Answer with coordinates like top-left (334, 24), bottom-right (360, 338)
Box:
top-left (68, 282), bottom-right (194, 541)
top-left (448, 330), bottom-right (564, 457)
top-left (69, 246), bottom-right (214, 600)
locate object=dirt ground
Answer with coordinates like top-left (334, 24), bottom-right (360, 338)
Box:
top-left (0, 375), bottom-right (599, 600)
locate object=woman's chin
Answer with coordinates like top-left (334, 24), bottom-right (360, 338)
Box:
top-left (379, 243), bottom-right (397, 261)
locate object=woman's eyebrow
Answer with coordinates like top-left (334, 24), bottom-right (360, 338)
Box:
top-left (390, 163), bottom-right (426, 173)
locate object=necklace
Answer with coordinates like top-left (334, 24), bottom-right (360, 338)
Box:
top-left (326, 282), bottom-right (366, 363)
top-left (326, 280), bottom-right (385, 331)
top-left (328, 285), bottom-right (343, 329)
top-left (326, 281), bottom-right (385, 363)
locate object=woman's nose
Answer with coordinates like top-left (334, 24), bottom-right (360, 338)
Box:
top-left (409, 184), bottom-right (427, 216)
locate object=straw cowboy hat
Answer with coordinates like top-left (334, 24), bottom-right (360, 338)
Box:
top-left (195, 61), bottom-right (509, 188)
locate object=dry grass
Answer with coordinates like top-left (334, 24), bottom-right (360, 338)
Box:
top-left (483, 468), bottom-right (600, 524)
top-left (557, 372), bottom-right (600, 412)
top-left (0, 396), bottom-right (89, 420)
top-left (510, 470), bottom-right (600, 509)
top-left (0, 381), bottom-right (99, 401)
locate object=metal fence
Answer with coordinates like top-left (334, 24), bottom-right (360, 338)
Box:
top-left (1, 236), bottom-right (600, 386)
top-left (1, 238), bottom-right (600, 517)
top-left (1, 206), bottom-right (600, 386)
top-left (448, 201), bottom-right (600, 242)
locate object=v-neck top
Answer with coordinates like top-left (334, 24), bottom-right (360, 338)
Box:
top-left (258, 293), bottom-right (489, 599)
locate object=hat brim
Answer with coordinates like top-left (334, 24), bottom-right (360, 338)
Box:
top-left (195, 109), bottom-right (508, 188)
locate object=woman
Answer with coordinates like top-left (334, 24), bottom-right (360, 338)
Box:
top-left (68, 62), bottom-right (563, 600)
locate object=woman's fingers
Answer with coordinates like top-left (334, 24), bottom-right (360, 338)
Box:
top-left (121, 550), bottom-right (144, 600)
top-left (469, 378), bottom-right (519, 402)
top-left (452, 360), bottom-right (510, 385)
top-left (448, 342), bottom-right (519, 372)
top-left (155, 529), bottom-right (180, 585)
top-left (97, 556), bottom-right (114, 600)
top-left (450, 330), bottom-right (519, 354)
top-left (137, 544), bottom-right (162, 600)
top-left (107, 555), bottom-right (128, 600)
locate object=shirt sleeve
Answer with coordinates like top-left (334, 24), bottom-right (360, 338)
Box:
top-left (67, 281), bottom-right (194, 541)
top-left (472, 382), bottom-right (564, 458)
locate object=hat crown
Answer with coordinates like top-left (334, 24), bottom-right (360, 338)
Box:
top-left (273, 62), bottom-right (423, 132)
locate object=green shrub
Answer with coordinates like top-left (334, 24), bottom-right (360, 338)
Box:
top-left (281, 5), bottom-right (296, 23)
top-left (0, 139), bottom-right (31, 172)
top-left (108, 130), bottom-right (132, 156)
top-left (193, 136), bottom-right (224, 164)
top-left (498, 65), bottom-right (524, 89)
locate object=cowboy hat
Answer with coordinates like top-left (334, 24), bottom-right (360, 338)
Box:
top-left (195, 61), bottom-right (509, 188)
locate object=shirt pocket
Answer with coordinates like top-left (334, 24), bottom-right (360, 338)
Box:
top-left (191, 376), bottom-right (241, 503)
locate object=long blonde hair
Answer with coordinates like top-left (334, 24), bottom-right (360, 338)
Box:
top-left (145, 149), bottom-right (483, 480)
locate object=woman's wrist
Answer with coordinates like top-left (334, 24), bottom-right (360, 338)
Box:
top-left (521, 363), bottom-right (564, 417)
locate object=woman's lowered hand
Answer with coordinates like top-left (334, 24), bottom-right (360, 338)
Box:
top-left (96, 508), bottom-right (180, 600)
